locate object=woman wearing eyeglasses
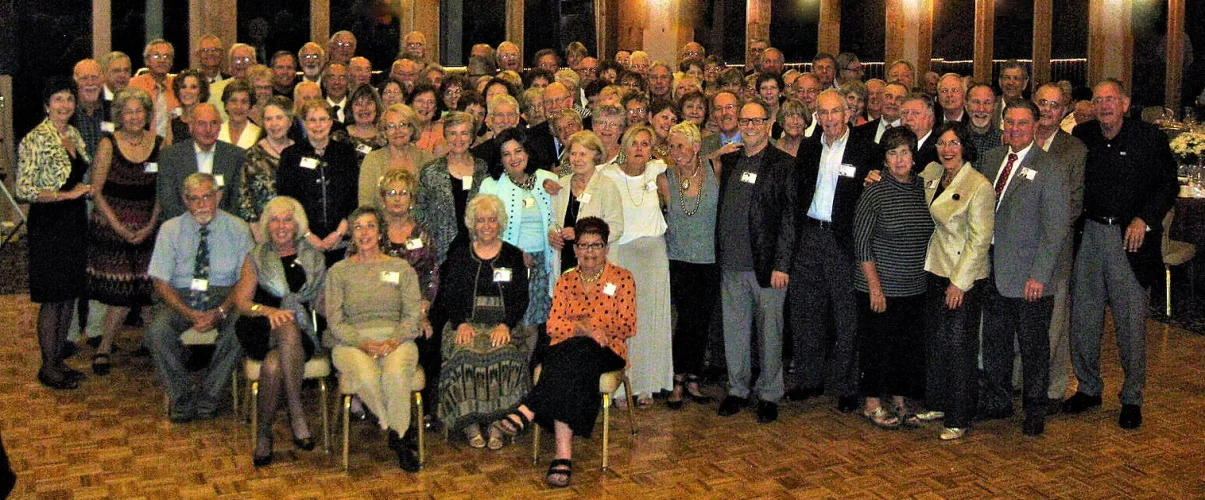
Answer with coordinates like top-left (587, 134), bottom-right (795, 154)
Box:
top-left (358, 104), bottom-right (435, 207)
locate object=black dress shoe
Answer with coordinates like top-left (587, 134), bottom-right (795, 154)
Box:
top-left (86, 336), bottom-right (103, 349)
top-left (253, 437), bottom-right (274, 467)
top-left (1045, 398), bottom-right (1063, 416)
top-left (1022, 414), bottom-right (1045, 436)
top-left (717, 395), bottom-right (747, 417)
top-left (837, 396), bottom-right (859, 413)
top-left (396, 446), bottom-right (421, 472)
top-left (1061, 392), bottom-right (1102, 414)
top-left (786, 386), bottom-right (823, 402)
top-left (61, 341), bottom-right (79, 359)
top-left (61, 366), bottom-right (86, 383)
top-left (756, 401), bottom-right (778, 424)
top-left (293, 437), bottom-right (316, 451)
top-left (37, 370), bottom-right (79, 391)
top-left (1119, 404), bottom-right (1142, 429)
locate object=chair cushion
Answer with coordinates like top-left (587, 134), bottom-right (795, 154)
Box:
top-left (180, 328), bottom-right (218, 346)
top-left (244, 354), bottom-right (331, 380)
top-left (1164, 241), bottom-right (1196, 265)
top-left (600, 370), bottom-right (623, 394)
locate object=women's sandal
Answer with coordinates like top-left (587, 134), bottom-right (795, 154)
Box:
top-left (466, 428), bottom-right (486, 449)
top-left (487, 427), bottom-right (505, 450)
top-left (636, 395), bottom-right (654, 409)
top-left (684, 375), bottom-right (715, 404)
top-left (940, 427), bottom-right (967, 441)
top-left (863, 407), bottom-right (901, 429)
top-left (667, 378), bottom-right (685, 410)
top-left (896, 406), bottom-right (922, 428)
top-left (916, 410), bottom-right (945, 422)
top-left (493, 411), bottom-right (531, 438)
top-left (545, 459), bottom-right (573, 488)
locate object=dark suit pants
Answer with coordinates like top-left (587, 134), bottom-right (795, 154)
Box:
top-left (670, 260), bottom-right (719, 376)
top-left (925, 274), bottom-right (983, 428)
top-left (981, 278), bottom-right (1052, 416)
top-left (789, 226), bottom-right (859, 397)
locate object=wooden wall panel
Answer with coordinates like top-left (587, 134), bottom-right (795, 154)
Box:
top-left (1165, 0), bottom-right (1185, 107)
top-left (189, 0), bottom-right (237, 69)
top-left (1088, 0), bottom-right (1131, 89)
top-left (617, 0), bottom-right (643, 52)
top-left (506, 0), bottom-right (524, 57)
top-left (886, 0), bottom-right (933, 78)
top-left (747, 0), bottom-right (770, 65)
top-left (1032, 0), bottom-right (1052, 86)
top-left (311, 0), bottom-right (330, 45)
top-left (818, 0), bottom-right (840, 55)
top-left (93, 0), bottom-right (111, 60)
top-left (973, 0), bottom-right (994, 83)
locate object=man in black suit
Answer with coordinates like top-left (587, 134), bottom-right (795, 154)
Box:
top-left (787, 90), bottom-right (881, 412)
top-left (715, 100), bottom-right (797, 424)
top-left (1064, 79), bottom-right (1179, 429)
top-left (155, 103), bottom-right (244, 221)
top-left (900, 95), bottom-right (938, 172)
top-left (852, 81), bottom-right (907, 144)
top-left (470, 94), bottom-right (522, 179)
top-left (936, 73), bottom-right (970, 127)
top-left (524, 82), bottom-right (575, 171)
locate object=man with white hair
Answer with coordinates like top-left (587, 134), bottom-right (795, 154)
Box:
top-left (327, 31), bottom-right (357, 66)
top-left (207, 43), bottom-right (257, 120)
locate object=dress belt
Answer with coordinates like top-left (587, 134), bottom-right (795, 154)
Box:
top-left (805, 217), bottom-right (834, 230)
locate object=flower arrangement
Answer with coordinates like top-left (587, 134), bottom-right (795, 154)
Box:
top-left (1171, 131), bottom-right (1205, 165)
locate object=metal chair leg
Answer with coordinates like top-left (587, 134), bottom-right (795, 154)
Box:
top-left (320, 379), bottom-right (329, 454)
top-left (341, 395), bottom-right (351, 471)
top-left (1167, 266), bottom-right (1173, 318)
top-left (601, 392), bottom-right (611, 470)
top-left (232, 369), bottom-right (239, 416)
top-left (415, 392), bottom-right (425, 466)
top-left (249, 380), bottom-right (259, 449)
top-left (622, 375), bottom-right (636, 435)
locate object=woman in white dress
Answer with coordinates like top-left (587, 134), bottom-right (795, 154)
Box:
top-left (598, 125), bottom-right (672, 407)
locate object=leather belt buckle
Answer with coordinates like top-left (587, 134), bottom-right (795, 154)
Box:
top-left (808, 217), bottom-right (833, 230)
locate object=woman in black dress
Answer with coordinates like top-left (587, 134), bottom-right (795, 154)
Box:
top-left (231, 196), bottom-right (326, 466)
top-left (16, 77), bottom-right (92, 390)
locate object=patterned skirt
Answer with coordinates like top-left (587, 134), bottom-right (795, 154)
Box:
top-left (438, 322), bottom-right (532, 431)
top-left (86, 195), bottom-right (156, 306)
top-left (523, 252), bottom-right (552, 326)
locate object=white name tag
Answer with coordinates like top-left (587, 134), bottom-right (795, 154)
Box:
top-left (523, 197), bottom-right (536, 209)
top-left (100, 121), bottom-right (115, 133)
top-left (578, 193), bottom-right (592, 204)
top-left (299, 157), bottom-right (319, 169)
top-left (380, 271), bottom-right (400, 284)
top-left (461, 175), bottom-right (473, 191)
top-left (645, 180), bottom-right (657, 192)
top-left (740, 171), bottom-right (757, 184)
top-left (171, 107), bottom-right (183, 117)
top-left (405, 238), bottom-right (424, 250)
top-left (926, 179), bottom-right (938, 189)
top-left (144, 162), bottom-right (158, 173)
top-left (356, 144), bottom-right (373, 155)
top-left (603, 282), bottom-right (617, 296)
top-left (493, 267), bottom-right (512, 282)
top-left (190, 278), bottom-right (209, 292)
top-left (839, 164), bottom-right (857, 178)
top-left (214, 174), bottom-right (225, 187)
top-left (1019, 167), bottom-right (1037, 181)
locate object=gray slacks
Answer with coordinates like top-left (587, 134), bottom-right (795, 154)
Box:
top-left (721, 270), bottom-right (786, 402)
top-left (146, 287), bottom-right (242, 415)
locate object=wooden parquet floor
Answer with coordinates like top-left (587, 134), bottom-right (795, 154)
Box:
top-left (2, 293), bottom-right (1205, 499)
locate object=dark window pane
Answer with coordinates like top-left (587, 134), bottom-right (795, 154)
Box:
top-left (163, 2), bottom-right (189, 72)
top-left (111, 0), bottom-right (146, 72)
top-left (721, 0), bottom-right (747, 64)
top-left (993, 0), bottom-right (1033, 61)
top-left (459, 0), bottom-right (506, 65)
top-left (1051, 0), bottom-right (1088, 88)
top-left (12, 0), bottom-right (91, 137)
top-left (769, 0), bottom-right (818, 63)
top-left (933, 0), bottom-right (974, 63)
top-left (1130, 0), bottom-right (1167, 106)
top-left (332, 1), bottom-right (400, 70)
top-left (239, 1), bottom-right (311, 65)
top-left (840, 0), bottom-right (885, 63)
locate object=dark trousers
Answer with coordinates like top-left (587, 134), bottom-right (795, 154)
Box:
top-left (525, 337), bottom-right (625, 438)
top-left (789, 226), bottom-right (859, 397)
top-left (924, 274), bottom-right (983, 428)
top-left (855, 291), bottom-right (926, 399)
top-left (670, 260), bottom-right (720, 376)
top-left (981, 277), bottom-right (1053, 416)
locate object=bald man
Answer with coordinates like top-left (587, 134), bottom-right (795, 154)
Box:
top-left (70, 59), bottom-right (111, 157)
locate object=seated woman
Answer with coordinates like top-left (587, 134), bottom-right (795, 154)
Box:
top-left (230, 196), bottom-right (326, 467)
top-left (326, 206), bottom-right (423, 472)
top-left (496, 217), bottom-right (636, 488)
top-left (436, 194), bottom-right (530, 450)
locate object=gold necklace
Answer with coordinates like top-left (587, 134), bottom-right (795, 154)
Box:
top-left (678, 157), bottom-right (703, 190)
top-left (579, 266), bottom-right (605, 283)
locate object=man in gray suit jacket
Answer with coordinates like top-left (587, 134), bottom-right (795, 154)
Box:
top-left (1033, 83), bottom-right (1087, 414)
top-left (156, 103), bottom-right (245, 221)
top-left (979, 100), bottom-right (1070, 436)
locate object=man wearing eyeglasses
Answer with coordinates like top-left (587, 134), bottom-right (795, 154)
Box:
top-left (497, 42), bottom-right (523, 72)
top-left (147, 172), bottom-right (253, 423)
top-left (157, 104), bottom-right (245, 221)
top-left (129, 39), bottom-right (178, 138)
top-left (835, 52), bottom-right (863, 90)
top-left (811, 53), bottom-right (837, 90)
top-left (936, 73), bottom-right (969, 127)
top-left (298, 43), bottom-right (326, 85)
top-left (787, 90), bottom-right (880, 413)
top-left (1063, 79), bottom-right (1178, 430)
top-left (207, 44), bottom-right (257, 121)
top-left (403, 31), bottom-right (427, 62)
top-left (1030, 83), bottom-right (1087, 417)
top-left (715, 100), bottom-right (797, 424)
top-left (327, 31), bottom-right (357, 66)
top-left (196, 35), bottom-right (228, 84)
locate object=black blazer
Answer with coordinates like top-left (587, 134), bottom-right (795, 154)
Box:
top-left (851, 118), bottom-right (881, 144)
top-left (913, 132), bottom-right (938, 174)
top-left (277, 140), bottom-right (360, 238)
top-left (793, 130), bottom-right (882, 257)
top-left (471, 137), bottom-right (504, 180)
top-left (717, 146), bottom-right (797, 288)
top-left (524, 121), bottom-right (559, 172)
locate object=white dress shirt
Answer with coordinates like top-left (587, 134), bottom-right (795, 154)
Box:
top-left (807, 128), bottom-right (850, 221)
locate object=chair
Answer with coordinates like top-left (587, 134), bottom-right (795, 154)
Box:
top-left (162, 328), bottom-right (239, 416)
top-left (336, 366), bottom-right (426, 471)
top-left (530, 365), bottom-right (636, 470)
top-left (1162, 208), bottom-right (1197, 317)
top-left (1141, 106), bottom-right (1174, 123)
top-left (241, 354), bottom-right (332, 453)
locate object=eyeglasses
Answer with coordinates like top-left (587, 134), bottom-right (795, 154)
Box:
top-left (595, 121), bottom-right (622, 130)
top-left (626, 107), bottom-right (647, 115)
top-left (739, 117), bottom-right (767, 126)
top-left (1036, 99), bottom-right (1061, 108)
top-left (384, 122), bottom-right (410, 131)
top-left (148, 53), bottom-right (172, 61)
top-left (302, 54), bottom-right (322, 60)
top-left (332, 42), bottom-right (354, 49)
top-left (935, 140), bottom-right (961, 148)
top-left (574, 242), bottom-right (605, 250)
top-left (1092, 96), bottom-right (1121, 105)
top-left (200, 48), bottom-right (223, 55)
top-left (383, 189), bottom-right (411, 198)
top-left (843, 66), bottom-right (863, 73)
top-left (232, 57), bottom-right (253, 65)
top-left (184, 193), bottom-right (216, 203)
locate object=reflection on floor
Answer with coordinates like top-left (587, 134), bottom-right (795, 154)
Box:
top-left (3, 294), bottom-right (1204, 498)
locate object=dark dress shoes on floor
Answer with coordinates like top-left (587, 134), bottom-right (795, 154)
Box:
top-left (37, 370), bottom-right (79, 390)
top-left (1045, 398), bottom-right (1063, 416)
top-left (717, 396), bottom-right (747, 417)
top-left (1061, 392), bottom-right (1102, 414)
top-left (756, 401), bottom-right (778, 424)
top-left (1022, 413), bottom-right (1045, 436)
top-left (837, 396), bottom-right (859, 413)
top-left (786, 386), bottom-right (823, 402)
top-left (1119, 404), bottom-right (1142, 429)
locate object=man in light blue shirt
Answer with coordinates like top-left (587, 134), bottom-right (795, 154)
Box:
top-left (147, 173), bottom-right (253, 423)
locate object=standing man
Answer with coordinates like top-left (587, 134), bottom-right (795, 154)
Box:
top-left (936, 73), bottom-right (968, 126)
top-left (900, 95), bottom-right (938, 171)
top-left (997, 60), bottom-right (1030, 126)
top-left (497, 42), bottom-right (523, 72)
top-left (886, 61), bottom-right (915, 91)
top-left (1032, 83), bottom-right (1087, 415)
top-left (348, 56), bottom-right (373, 90)
top-left (100, 51), bottom-right (133, 103)
top-left (864, 79), bottom-right (886, 122)
top-left (715, 100), bottom-right (796, 424)
top-left (1063, 79), bottom-right (1178, 429)
top-left (70, 59), bottom-right (111, 158)
top-left (207, 44), bottom-right (257, 120)
top-left (788, 73), bottom-right (823, 138)
top-left (270, 51), bottom-right (298, 98)
top-left (853, 81), bottom-right (907, 144)
top-left (470, 95), bottom-right (523, 179)
top-left (403, 31), bottom-right (428, 62)
top-left (196, 35), bottom-right (228, 84)
top-left (322, 64), bottom-right (351, 124)
top-left (965, 84), bottom-right (1003, 172)
top-left (327, 31), bottom-right (357, 66)
top-left (760, 48), bottom-right (785, 78)
top-left (298, 43), bottom-right (326, 85)
top-left (978, 100), bottom-right (1070, 436)
top-left (835, 52), bottom-right (863, 89)
top-left (700, 91), bottom-right (741, 160)
top-left (787, 90), bottom-right (879, 412)
top-left (156, 104), bottom-right (244, 220)
top-left (128, 39), bottom-right (178, 138)
top-left (147, 173), bottom-right (253, 422)
top-left (647, 62), bottom-right (674, 102)
top-left (811, 53), bottom-right (837, 90)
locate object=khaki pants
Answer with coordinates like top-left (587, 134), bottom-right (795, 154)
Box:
top-left (332, 341), bottom-right (418, 432)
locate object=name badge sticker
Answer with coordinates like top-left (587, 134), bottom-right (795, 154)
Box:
top-left (740, 171), bottom-right (757, 184)
top-left (380, 271), bottom-right (400, 284)
top-left (100, 121), bottom-right (115, 133)
top-left (603, 283), bottom-right (617, 296)
top-left (214, 174), bottom-right (225, 187)
top-left (523, 197), bottom-right (536, 209)
top-left (356, 144), bottom-right (372, 155)
top-left (190, 278), bottom-right (209, 292)
top-left (578, 193), bottom-right (592, 204)
top-left (493, 268), bottom-right (512, 282)
top-left (405, 238), bottom-right (424, 250)
top-left (1020, 167), bottom-right (1037, 181)
top-left (461, 175), bottom-right (473, 191)
top-left (144, 162), bottom-right (159, 173)
top-left (299, 157), bottom-right (319, 169)
top-left (171, 107), bottom-right (183, 117)
top-left (645, 180), bottom-right (657, 192)
top-left (926, 179), bottom-right (938, 189)
top-left (839, 164), bottom-right (857, 178)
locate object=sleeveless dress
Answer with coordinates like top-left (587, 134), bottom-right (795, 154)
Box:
top-left (86, 133), bottom-right (161, 307)
top-left (28, 153), bottom-right (89, 303)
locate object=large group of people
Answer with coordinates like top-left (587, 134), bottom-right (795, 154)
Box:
top-left (16, 29), bottom-right (1180, 489)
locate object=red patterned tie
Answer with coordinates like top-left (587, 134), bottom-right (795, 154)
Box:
top-left (994, 153), bottom-right (1018, 200)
